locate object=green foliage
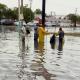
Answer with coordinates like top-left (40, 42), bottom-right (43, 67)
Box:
top-left (34, 9), bottom-right (42, 14)
top-left (0, 3), bottom-right (34, 22)
top-left (0, 3), bottom-right (6, 9)
top-left (23, 7), bottom-right (34, 23)
top-left (0, 3), bottom-right (7, 19)
top-left (0, 3), bottom-right (17, 19)
top-left (67, 14), bottom-right (80, 27)
top-left (77, 15), bottom-right (80, 22)
top-left (67, 14), bottom-right (77, 23)
top-left (5, 8), bottom-right (18, 19)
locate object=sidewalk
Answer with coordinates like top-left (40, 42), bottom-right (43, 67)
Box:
top-left (65, 32), bottom-right (80, 36)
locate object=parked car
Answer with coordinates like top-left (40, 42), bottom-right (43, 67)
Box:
top-left (45, 22), bottom-right (52, 27)
top-left (0, 19), bottom-right (14, 25)
top-left (14, 21), bottom-right (27, 26)
top-left (27, 22), bottom-right (36, 27)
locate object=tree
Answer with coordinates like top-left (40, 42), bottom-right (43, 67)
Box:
top-left (12, 6), bottom-right (34, 22)
top-left (23, 7), bottom-right (34, 23)
top-left (0, 3), bottom-right (17, 20)
top-left (0, 3), bottom-right (7, 19)
top-left (67, 14), bottom-right (77, 27)
top-left (0, 3), bottom-right (34, 22)
top-left (34, 9), bottom-right (42, 14)
top-left (77, 15), bottom-right (80, 22)
top-left (5, 8), bottom-right (18, 19)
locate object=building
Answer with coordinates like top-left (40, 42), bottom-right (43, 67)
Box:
top-left (34, 14), bottom-right (72, 27)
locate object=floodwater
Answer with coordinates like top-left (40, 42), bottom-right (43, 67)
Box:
top-left (0, 27), bottom-right (80, 80)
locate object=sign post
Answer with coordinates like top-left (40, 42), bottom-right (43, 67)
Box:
top-left (42, 0), bottom-right (46, 27)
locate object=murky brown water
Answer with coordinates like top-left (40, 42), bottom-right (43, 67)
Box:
top-left (0, 27), bottom-right (80, 80)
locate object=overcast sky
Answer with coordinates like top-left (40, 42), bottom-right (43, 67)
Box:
top-left (0, 0), bottom-right (80, 15)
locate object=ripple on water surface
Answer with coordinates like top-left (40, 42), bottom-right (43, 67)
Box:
top-left (0, 28), bottom-right (80, 80)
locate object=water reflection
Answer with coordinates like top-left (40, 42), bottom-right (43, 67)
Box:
top-left (57, 51), bottom-right (63, 59)
top-left (34, 40), bottom-right (45, 62)
top-left (17, 43), bottom-right (27, 79)
top-left (0, 25), bottom-right (7, 39)
top-left (1, 27), bottom-right (80, 80)
top-left (17, 37), bottom-right (35, 80)
top-left (34, 40), bottom-right (56, 80)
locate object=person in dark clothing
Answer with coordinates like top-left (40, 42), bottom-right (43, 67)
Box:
top-left (50, 33), bottom-right (56, 49)
top-left (58, 27), bottom-right (64, 51)
top-left (26, 29), bottom-right (30, 34)
top-left (26, 27), bottom-right (30, 35)
top-left (34, 27), bottom-right (38, 41)
top-left (34, 27), bottom-right (38, 50)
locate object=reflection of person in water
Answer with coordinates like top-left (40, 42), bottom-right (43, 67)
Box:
top-left (50, 33), bottom-right (56, 49)
top-left (58, 27), bottom-right (64, 51)
top-left (20, 26), bottom-right (26, 51)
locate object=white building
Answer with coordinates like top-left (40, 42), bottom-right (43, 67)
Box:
top-left (34, 14), bottom-right (72, 27)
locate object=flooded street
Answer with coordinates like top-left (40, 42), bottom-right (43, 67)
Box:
top-left (0, 27), bottom-right (80, 80)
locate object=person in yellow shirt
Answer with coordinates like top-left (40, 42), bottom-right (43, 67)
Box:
top-left (38, 24), bottom-right (52, 43)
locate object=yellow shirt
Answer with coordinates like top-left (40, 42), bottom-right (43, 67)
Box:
top-left (38, 27), bottom-right (47, 42)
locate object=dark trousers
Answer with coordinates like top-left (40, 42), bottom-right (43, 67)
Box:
top-left (58, 38), bottom-right (63, 51)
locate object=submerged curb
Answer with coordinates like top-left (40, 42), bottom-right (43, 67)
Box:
top-left (65, 33), bottom-right (80, 37)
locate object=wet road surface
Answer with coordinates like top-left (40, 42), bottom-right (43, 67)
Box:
top-left (0, 27), bottom-right (80, 80)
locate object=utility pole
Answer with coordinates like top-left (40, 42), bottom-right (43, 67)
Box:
top-left (29, 0), bottom-right (32, 21)
top-left (29, 0), bottom-right (32, 9)
top-left (18, 0), bottom-right (25, 50)
top-left (18, 0), bottom-right (24, 27)
top-left (42, 0), bottom-right (46, 27)
top-left (74, 8), bottom-right (77, 27)
top-left (21, 0), bottom-right (25, 50)
top-left (18, 0), bottom-right (20, 21)
top-left (21, 0), bottom-right (23, 22)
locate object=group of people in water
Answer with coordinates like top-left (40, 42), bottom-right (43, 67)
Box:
top-left (20, 23), bottom-right (64, 52)
top-left (34, 24), bottom-right (64, 52)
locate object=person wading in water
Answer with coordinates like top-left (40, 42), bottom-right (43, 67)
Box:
top-left (58, 27), bottom-right (64, 51)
